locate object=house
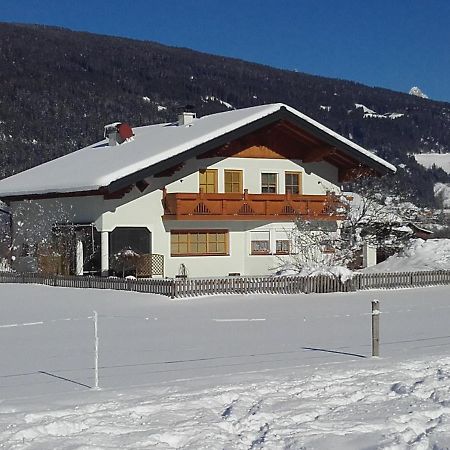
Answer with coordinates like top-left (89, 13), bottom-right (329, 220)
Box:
top-left (0, 103), bottom-right (395, 278)
top-left (407, 222), bottom-right (433, 240)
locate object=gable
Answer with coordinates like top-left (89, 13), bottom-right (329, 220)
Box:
top-left (194, 120), bottom-right (378, 182)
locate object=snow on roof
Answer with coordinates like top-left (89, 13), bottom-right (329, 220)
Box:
top-left (0, 103), bottom-right (396, 198)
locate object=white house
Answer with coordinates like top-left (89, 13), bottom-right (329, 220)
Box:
top-left (0, 103), bottom-right (395, 277)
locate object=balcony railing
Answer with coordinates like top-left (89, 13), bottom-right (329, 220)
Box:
top-left (162, 189), bottom-right (346, 221)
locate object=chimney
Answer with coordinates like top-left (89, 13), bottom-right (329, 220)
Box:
top-left (104, 122), bottom-right (134, 146)
top-left (177, 112), bottom-right (196, 126)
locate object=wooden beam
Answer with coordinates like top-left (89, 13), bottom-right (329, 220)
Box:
top-left (136, 180), bottom-right (149, 192)
top-left (338, 166), bottom-right (377, 182)
top-left (154, 162), bottom-right (185, 178)
top-left (102, 185), bottom-right (133, 199)
top-left (277, 121), bottom-right (323, 145)
top-left (302, 147), bottom-right (335, 163)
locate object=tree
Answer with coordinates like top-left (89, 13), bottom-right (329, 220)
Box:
top-left (278, 175), bottom-right (419, 274)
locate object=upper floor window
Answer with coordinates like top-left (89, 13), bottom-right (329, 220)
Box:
top-left (285, 172), bottom-right (302, 195)
top-left (261, 173), bottom-right (277, 193)
top-left (199, 169), bottom-right (218, 193)
top-left (224, 170), bottom-right (243, 193)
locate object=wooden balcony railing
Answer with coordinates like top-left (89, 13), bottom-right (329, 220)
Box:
top-left (162, 189), bottom-right (346, 221)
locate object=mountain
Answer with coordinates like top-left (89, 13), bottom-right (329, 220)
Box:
top-left (409, 86), bottom-right (429, 99)
top-left (0, 23), bottom-right (449, 206)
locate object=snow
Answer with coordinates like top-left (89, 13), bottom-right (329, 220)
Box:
top-left (409, 86), bottom-right (429, 99)
top-left (414, 155), bottom-right (450, 206)
top-left (201, 95), bottom-right (234, 109)
top-left (387, 112), bottom-right (405, 119)
top-left (415, 153), bottom-right (450, 174)
top-left (0, 103), bottom-right (396, 197)
top-left (355, 104), bottom-right (404, 120)
top-left (1, 283), bottom-right (450, 447)
top-left (355, 103), bottom-right (377, 115)
top-left (278, 264), bottom-right (354, 281)
top-left (363, 238), bottom-right (450, 273)
top-left (435, 182), bottom-right (450, 208)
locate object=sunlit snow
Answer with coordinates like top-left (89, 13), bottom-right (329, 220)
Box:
top-left (1, 283), bottom-right (450, 448)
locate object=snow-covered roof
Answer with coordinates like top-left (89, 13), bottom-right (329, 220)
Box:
top-left (0, 103), bottom-right (396, 199)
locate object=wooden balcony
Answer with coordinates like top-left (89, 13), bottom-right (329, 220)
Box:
top-left (162, 189), bottom-right (346, 221)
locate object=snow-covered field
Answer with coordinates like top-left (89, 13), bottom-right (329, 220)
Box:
top-left (414, 154), bottom-right (450, 209)
top-left (414, 153), bottom-right (450, 174)
top-left (363, 238), bottom-right (450, 273)
top-left (1, 283), bottom-right (450, 448)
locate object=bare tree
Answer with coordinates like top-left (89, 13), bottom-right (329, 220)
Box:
top-left (279, 176), bottom-right (418, 274)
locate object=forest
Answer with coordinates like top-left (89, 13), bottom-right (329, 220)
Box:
top-left (0, 23), bottom-right (449, 206)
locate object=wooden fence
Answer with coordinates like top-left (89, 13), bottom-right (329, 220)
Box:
top-left (0, 272), bottom-right (174, 297)
top-left (1, 269), bottom-right (450, 298)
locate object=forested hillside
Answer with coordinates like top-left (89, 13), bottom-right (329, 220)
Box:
top-left (1, 23), bottom-right (449, 206)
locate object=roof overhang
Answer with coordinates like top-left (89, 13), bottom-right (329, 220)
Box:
top-left (104, 106), bottom-right (395, 195)
top-left (0, 104), bottom-right (396, 202)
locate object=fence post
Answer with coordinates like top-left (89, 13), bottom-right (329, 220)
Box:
top-left (371, 299), bottom-right (380, 357)
top-left (93, 310), bottom-right (100, 390)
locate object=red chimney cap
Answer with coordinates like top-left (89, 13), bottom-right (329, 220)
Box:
top-left (117, 123), bottom-right (134, 141)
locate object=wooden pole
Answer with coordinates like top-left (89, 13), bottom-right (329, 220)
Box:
top-left (371, 299), bottom-right (380, 357)
top-left (93, 310), bottom-right (100, 389)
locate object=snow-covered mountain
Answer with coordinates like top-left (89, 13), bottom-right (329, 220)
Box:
top-left (409, 86), bottom-right (429, 99)
top-left (1, 23), bottom-right (450, 207)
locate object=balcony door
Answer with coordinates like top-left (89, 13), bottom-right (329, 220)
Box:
top-left (199, 169), bottom-right (218, 193)
top-left (285, 172), bottom-right (302, 194)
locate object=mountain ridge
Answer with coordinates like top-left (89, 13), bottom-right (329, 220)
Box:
top-left (0, 22), bottom-right (449, 206)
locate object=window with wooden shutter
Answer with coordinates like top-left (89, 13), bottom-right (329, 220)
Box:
top-left (199, 169), bottom-right (218, 193)
top-left (224, 170), bottom-right (243, 193)
top-left (171, 230), bottom-right (229, 256)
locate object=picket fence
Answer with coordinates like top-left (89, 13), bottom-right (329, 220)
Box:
top-left (1, 269), bottom-right (450, 298)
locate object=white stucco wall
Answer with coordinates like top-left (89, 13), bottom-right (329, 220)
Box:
top-left (9, 155), bottom-right (341, 277)
top-left (163, 157), bottom-right (339, 196)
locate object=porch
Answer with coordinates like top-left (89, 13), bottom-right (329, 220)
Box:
top-left (21, 224), bottom-right (164, 278)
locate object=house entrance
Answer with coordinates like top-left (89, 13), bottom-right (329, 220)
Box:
top-left (109, 227), bottom-right (152, 277)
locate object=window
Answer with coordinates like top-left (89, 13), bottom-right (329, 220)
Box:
top-left (224, 170), bottom-right (243, 193)
top-left (275, 229), bottom-right (294, 255)
top-left (276, 240), bottom-right (290, 254)
top-left (171, 231), bottom-right (228, 256)
top-left (285, 172), bottom-right (302, 195)
top-left (250, 231), bottom-right (270, 255)
top-left (261, 173), bottom-right (277, 193)
top-left (110, 227), bottom-right (152, 256)
top-left (320, 239), bottom-right (336, 254)
top-left (199, 169), bottom-right (218, 193)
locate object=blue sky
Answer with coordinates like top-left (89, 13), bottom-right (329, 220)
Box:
top-left (2, 0), bottom-right (450, 102)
